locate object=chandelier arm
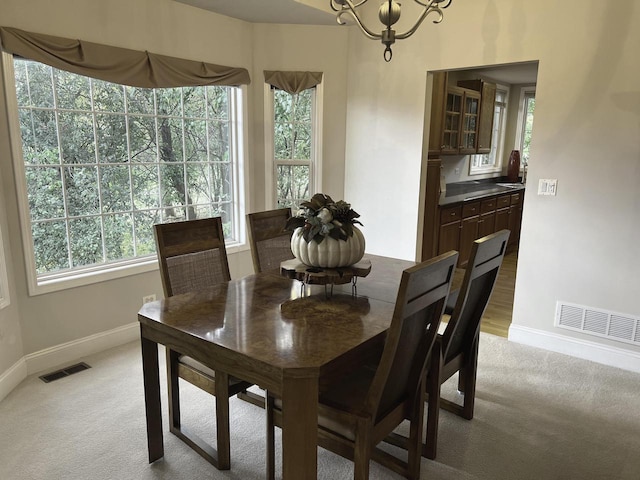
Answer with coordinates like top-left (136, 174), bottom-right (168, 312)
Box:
top-left (413, 0), bottom-right (452, 8)
top-left (336, 9), bottom-right (383, 40)
top-left (329, 0), bottom-right (370, 13)
top-left (394, 7), bottom-right (444, 39)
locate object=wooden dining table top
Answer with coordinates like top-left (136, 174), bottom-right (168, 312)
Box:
top-left (138, 254), bottom-right (415, 390)
top-left (137, 253), bottom-right (416, 478)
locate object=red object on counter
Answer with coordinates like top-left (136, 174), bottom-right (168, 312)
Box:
top-left (507, 150), bottom-right (521, 182)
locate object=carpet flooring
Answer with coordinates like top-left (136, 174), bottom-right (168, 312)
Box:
top-left (1, 334), bottom-right (639, 479)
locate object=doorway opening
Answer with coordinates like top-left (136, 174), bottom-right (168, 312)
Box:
top-left (420, 61), bottom-right (539, 337)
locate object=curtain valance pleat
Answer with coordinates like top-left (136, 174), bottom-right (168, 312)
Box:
top-left (0, 27), bottom-right (250, 88)
top-left (264, 70), bottom-right (323, 94)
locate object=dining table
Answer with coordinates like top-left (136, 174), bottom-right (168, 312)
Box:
top-left (138, 254), bottom-right (415, 479)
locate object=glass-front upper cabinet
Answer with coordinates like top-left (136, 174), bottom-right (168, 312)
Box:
top-left (460, 90), bottom-right (480, 154)
top-left (441, 86), bottom-right (463, 155)
top-left (440, 86), bottom-right (480, 155)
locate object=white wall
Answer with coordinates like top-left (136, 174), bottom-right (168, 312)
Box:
top-left (249, 23), bottom-right (349, 211)
top-left (343, 0), bottom-right (640, 367)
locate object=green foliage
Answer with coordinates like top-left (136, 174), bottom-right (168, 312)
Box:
top-left (274, 89), bottom-right (312, 207)
top-left (14, 58), bottom-right (236, 275)
top-left (285, 193), bottom-right (362, 244)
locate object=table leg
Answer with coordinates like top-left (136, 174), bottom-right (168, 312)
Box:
top-left (281, 373), bottom-right (318, 479)
top-left (141, 333), bottom-right (163, 463)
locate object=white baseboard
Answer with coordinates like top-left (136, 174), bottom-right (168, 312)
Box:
top-left (509, 324), bottom-right (640, 374)
top-left (24, 322), bottom-right (140, 375)
top-left (0, 357), bottom-right (27, 403)
top-left (0, 321), bottom-right (140, 403)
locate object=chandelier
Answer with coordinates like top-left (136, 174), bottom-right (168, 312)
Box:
top-left (330, 0), bottom-right (453, 62)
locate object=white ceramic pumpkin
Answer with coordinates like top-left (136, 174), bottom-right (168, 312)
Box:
top-left (291, 226), bottom-right (366, 268)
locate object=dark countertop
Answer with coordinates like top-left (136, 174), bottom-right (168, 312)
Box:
top-left (439, 178), bottom-right (526, 206)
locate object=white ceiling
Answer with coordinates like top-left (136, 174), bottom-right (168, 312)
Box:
top-left (174, 0), bottom-right (336, 25)
top-left (468, 62), bottom-right (539, 85)
top-left (174, 1), bottom-right (538, 84)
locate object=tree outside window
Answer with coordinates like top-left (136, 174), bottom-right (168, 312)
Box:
top-left (519, 91), bottom-right (536, 165)
top-left (271, 87), bottom-right (316, 209)
top-left (12, 58), bottom-right (242, 280)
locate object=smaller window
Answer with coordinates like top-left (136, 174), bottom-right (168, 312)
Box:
top-left (265, 85), bottom-right (320, 209)
top-left (470, 85), bottom-right (509, 175)
top-left (517, 89), bottom-right (536, 165)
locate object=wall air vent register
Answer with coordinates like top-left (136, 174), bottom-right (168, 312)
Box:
top-left (556, 302), bottom-right (640, 346)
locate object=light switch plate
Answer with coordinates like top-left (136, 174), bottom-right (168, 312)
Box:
top-left (538, 179), bottom-right (557, 196)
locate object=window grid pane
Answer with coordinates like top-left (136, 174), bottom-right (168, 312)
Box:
top-left (13, 58), bottom-right (239, 277)
top-left (273, 88), bottom-right (314, 208)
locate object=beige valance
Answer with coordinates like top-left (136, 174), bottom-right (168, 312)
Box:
top-left (264, 70), bottom-right (323, 94)
top-left (0, 27), bottom-right (250, 88)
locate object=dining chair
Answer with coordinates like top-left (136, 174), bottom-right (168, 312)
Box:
top-left (423, 229), bottom-right (510, 459)
top-left (153, 216), bottom-right (254, 470)
top-left (265, 250), bottom-right (459, 480)
top-left (246, 207), bottom-right (294, 274)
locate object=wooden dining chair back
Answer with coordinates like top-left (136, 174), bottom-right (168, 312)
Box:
top-left (266, 251), bottom-right (458, 480)
top-left (154, 217), bottom-right (253, 470)
top-left (155, 216), bottom-right (231, 295)
top-left (424, 229), bottom-right (510, 459)
top-left (246, 208), bottom-right (293, 274)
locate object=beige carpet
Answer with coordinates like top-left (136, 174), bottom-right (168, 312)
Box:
top-left (1, 334), bottom-right (639, 480)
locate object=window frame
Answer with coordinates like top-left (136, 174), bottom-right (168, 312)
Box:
top-left (514, 85), bottom-right (536, 166)
top-left (0, 208), bottom-right (10, 310)
top-left (2, 52), bottom-right (248, 295)
top-left (263, 82), bottom-right (323, 209)
top-left (469, 83), bottom-right (510, 176)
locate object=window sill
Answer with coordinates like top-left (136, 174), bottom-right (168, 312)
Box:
top-left (28, 242), bottom-right (250, 296)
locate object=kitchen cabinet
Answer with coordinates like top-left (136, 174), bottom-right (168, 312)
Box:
top-left (458, 79), bottom-right (496, 154)
top-left (441, 86), bottom-right (480, 155)
top-left (426, 188), bottom-right (524, 267)
top-left (437, 205), bottom-right (461, 255)
top-left (459, 202), bottom-right (480, 266)
top-left (428, 72), bottom-right (448, 157)
top-left (478, 197), bottom-right (497, 238)
top-left (428, 76), bottom-right (494, 158)
top-left (420, 159), bottom-right (525, 265)
top-left (508, 192), bottom-right (523, 246)
top-left (495, 194), bottom-right (510, 232)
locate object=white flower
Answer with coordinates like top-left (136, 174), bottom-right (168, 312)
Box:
top-left (317, 207), bottom-right (333, 224)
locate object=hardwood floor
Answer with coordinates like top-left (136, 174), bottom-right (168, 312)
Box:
top-left (450, 247), bottom-right (517, 338)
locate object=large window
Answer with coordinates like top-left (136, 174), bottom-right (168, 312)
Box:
top-left (267, 86), bottom-right (319, 209)
top-left (470, 85), bottom-right (509, 174)
top-left (7, 56), bottom-right (244, 291)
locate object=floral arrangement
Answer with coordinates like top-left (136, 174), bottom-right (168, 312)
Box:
top-left (285, 193), bottom-right (362, 244)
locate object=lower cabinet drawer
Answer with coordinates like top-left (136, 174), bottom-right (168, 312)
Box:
top-left (481, 198), bottom-right (496, 214)
top-left (440, 205), bottom-right (462, 223)
top-left (496, 195), bottom-right (510, 209)
top-left (462, 201), bottom-right (480, 218)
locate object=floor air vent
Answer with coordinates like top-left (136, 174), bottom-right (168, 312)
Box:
top-left (39, 362), bottom-right (91, 383)
top-left (556, 302), bottom-right (640, 346)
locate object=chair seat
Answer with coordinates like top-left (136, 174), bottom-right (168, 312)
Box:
top-left (179, 355), bottom-right (247, 387)
top-left (272, 364), bottom-right (378, 442)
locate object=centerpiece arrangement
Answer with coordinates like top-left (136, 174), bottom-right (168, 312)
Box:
top-left (285, 193), bottom-right (365, 268)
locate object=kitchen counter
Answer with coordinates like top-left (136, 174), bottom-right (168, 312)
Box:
top-left (439, 179), bottom-right (525, 206)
